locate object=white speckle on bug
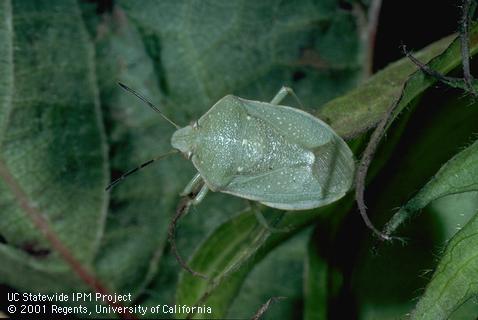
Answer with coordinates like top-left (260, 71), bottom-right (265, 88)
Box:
top-left (242, 139), bottom-right (248, 145)
top-left (237, 166), bottom-right (243, 172)
top-left (305, 151), bottom-right (315, 164)
top-left (246, 115), bottom-right (251, 120)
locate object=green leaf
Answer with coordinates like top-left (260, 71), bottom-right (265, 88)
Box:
top-left (317, 23), bottom-right (478, 320)
top-left (385, 139), bottom-right (478, 236)
top-left (175, 19), bottom-right (478, 320)
top-left (0, 0), bottom-right (107, 291)
top-left (118, 0), bottom-right (363, 114)
top-left (83, 4), bottom-right (177, 296)
top-left (116, 0), bottom-right (365, 314)
top-left (318, 23), bottom-right (478, 138)
top-left (0, 246), bottom-right (80, 291)
top-left (361, 139), bottom-right (478, 319)
top-left (411, 209), bottom-right (478, 320)
top-left (303, 225), bottom-right (335, 320)
top-left (226, 229), bottom-right (309, 319)
top-left (428, 192), bottom-right (478, 240)
top-left (3, 2), bottom-right (477, 319)
top-left (303, 219), bottom-right (344, 320)
top-left (353, 91), bottom-right (478, 320)
top-left (174, 198), bottom-right (354, 319)
top-left (175, 209), bottom-right (272, 319)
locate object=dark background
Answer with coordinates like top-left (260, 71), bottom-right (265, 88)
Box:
top-left (375, 0), bottom-right (458, 71)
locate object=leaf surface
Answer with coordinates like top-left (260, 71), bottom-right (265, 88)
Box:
top-left (411, 208), bottom-right (478, 320)
top-left (319, 23), bottom-right (478, 138)
top-left (0, 0), bottom-right (107, 291)
top-left (385, 140), bottom-right (478, 236)
top-left (173, 25), bottom-right (478, 319)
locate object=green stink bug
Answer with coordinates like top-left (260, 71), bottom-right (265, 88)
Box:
top-left (107, 85), bottom-right (355, 211)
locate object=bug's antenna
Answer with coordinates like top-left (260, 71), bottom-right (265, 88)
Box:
top-left (105, 150), bottom-right (179, 191)
top-left (118, 82), bottom-right (181, 129)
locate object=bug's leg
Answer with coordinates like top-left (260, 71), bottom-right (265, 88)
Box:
top-left (180, 172), bottom-right (203, 196)
top-left (251, 297), bottom-right (286, 320)
top-left (168, 190), bottom-right (209, 280)
top-left (270, 86), bottom-right (304, 108)
top-left (169, 181), bottom-right (210, 280)
top-left (250, 202), bottom-right (289, 233)
top-left (168, 197), bottom-right (208, 279)
top-left (191, 184), bottom-right (209, 205)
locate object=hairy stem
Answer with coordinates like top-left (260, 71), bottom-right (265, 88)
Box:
top-left (353, 0), bottom-right (383, 78)
top-left (460, 0), bottom-right (477, 95)
top-left (355, 97), bottom-right (397, 241)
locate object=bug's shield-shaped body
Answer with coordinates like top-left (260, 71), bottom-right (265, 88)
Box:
top-left (171, 95), bottom-right (354, 210)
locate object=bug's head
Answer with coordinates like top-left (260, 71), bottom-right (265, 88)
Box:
top-left (171, 125), bottom-right (196, 158)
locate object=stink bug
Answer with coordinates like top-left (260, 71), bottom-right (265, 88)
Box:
top-left (107, 84), bottom-right (355, 210)
top-left (107, 84), bottom-right (356, 277)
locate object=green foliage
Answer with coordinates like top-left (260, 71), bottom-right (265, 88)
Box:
top-left (0, 0), bottom-right (107, 292)
top-left (379, 139), bottom-right (478, 320)
top-left (318, 33), bottom-right (457, 138)
top-left (0, 1), bottom-right (477, 319)
top-left (385, 140), bottom-right (478, 236)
